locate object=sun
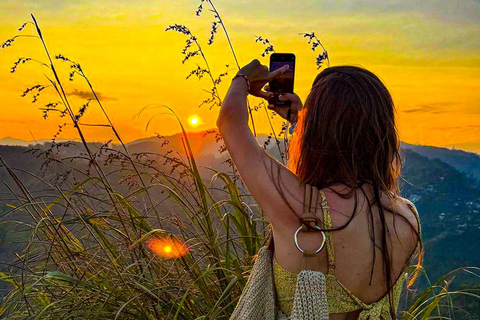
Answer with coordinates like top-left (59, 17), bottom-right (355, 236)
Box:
top-left (188, 115), bottom-right (200, 127)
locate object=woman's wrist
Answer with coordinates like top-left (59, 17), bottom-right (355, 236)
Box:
top-left (231, 74), bottom-right (250, 93)
top-left (220, 75), bottom-right (250, 127)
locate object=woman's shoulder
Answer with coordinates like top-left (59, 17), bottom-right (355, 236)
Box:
top-left (398, 196), bottom-right (419, 214)
top-left (395, 196), bottom-right (421, 233)
top-left (390, 196), bottom-right (422, 265)
top-left (322, 184), bottom-right (420, 233)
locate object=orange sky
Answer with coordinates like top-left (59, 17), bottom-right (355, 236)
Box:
top-left (0, 0), bottom-right (479, 153)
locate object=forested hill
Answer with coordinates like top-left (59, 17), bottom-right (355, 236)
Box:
top-left (401, 141), bottom-right (480, 180)
top-left (1, 133), bottom-right (480, 287)
top-left (399, 148), bottom-right (480, 281)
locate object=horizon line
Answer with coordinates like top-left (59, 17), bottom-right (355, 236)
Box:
top-left (0, 129), bottom-right (478, 156)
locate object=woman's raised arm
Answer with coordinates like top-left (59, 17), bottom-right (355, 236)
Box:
top-left (215, 60), bottom-right (303, 228)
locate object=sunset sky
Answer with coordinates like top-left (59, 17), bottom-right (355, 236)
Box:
top-left (0, 0), bottom-right (479, 153)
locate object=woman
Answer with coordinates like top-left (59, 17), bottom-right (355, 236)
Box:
top-left (216, 59), bottom-right (422, 319)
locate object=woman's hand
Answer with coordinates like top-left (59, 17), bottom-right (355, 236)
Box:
top-left (227, 59), bottom-right (302, 123)
top-left (235, 59), bottom-right (289, 100)
top-left (265, 86), bottom-right (303, 123)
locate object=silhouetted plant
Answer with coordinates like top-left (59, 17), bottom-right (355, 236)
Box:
top-left (255, 35), bottom-right (275, 57)
top-left (299, 31), bottom-right (330, 68)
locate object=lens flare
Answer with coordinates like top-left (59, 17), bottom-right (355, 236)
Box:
top-left (147, 237), bottom-right (189, 259)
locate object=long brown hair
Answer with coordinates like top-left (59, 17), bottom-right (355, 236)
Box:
top-left (263, 65), bottom-right (423, 319)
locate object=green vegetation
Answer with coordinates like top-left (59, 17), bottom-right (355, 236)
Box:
top-left (1, 2), bottom-right (479, 319)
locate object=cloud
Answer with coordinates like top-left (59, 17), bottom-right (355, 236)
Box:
top-left (432, 125), bottom-right (480, 130)
top-left (402, 102), bottom-right (456, 114)
top-left (402, 105), bottom-right (442, 114)
top-left (68, 89), bottom-right (117, 101)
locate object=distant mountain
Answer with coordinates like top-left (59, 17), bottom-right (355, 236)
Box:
top-left (401, 141), bottom-right (480, 180)
top-left (5, 133), bottom-right (479, 174)
top-left (0, 137), bottom-right (73, 147)
top-left (1, 129), bottom-right (479, 288)
top-left (442, 140), bottom-right (480, 155)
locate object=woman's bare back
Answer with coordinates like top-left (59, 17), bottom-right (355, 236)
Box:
top-left (272, 182), bottom-right (420, 319)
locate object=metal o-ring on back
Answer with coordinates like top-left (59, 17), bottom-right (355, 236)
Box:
top-left (294, 224), bottom-right (326, 254)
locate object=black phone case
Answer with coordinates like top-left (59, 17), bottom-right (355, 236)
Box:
top-left (268, 53), bottom-right (295, 107)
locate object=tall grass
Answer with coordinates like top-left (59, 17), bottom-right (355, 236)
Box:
top-left (0, 2), bottom-right (479, 319)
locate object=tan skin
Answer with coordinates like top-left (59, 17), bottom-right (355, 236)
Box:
top-left (217, 59), bottom-right (420, 319)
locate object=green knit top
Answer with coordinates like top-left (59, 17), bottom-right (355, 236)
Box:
top-left (273, 190), bottom-right (418, 319)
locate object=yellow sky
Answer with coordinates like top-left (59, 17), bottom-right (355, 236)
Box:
top-left (0, 0), bottom-right (479, 153)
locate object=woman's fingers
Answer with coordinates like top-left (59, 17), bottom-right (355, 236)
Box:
top-left (278, 93), bottom-right (299, 102)
top-left (267, 104), bottom-right (288, 119)
top-left (268, 92), bottom-right (303, 122)
top-left (252, 90), bottom-right (274, 100)
top-left (267, 104), bottom-right (281, 113)
top-left (279, 93), bottom-right (303, 111)
top-left (268, 64), bottom-right (289, 80)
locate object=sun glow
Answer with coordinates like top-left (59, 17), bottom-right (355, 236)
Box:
top-left (188, 115), bottom-right (200, 127)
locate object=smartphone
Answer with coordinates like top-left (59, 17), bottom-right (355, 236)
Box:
top-left (268, 53), bottom-right (295, 106)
